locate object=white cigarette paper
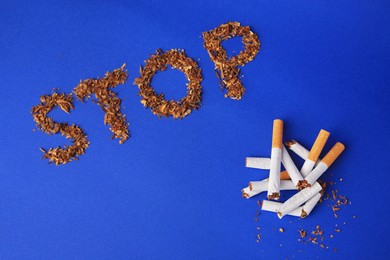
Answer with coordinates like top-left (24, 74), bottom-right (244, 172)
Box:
top-left (303, 162), bottom-right (328, 186)
top-left (242, 186), bottom-right (261, 199)
top-left (281, 145), bottom-right (304, 186)
top-left (277, 182), bottom-right (322, 218)
top-left (286, 140), bottom-right (310, 160)
top-left (286, 140), bottom-right (322, 167)
top-left (245, 157), bottom-right (271, 170)
top-left (268, 119), bottom-right (283, 200)
top-left (268, 148), bottom-right (282, 199)
top-left (261, 200), bottom-right (302, 217)
top-left (300, 160), bottom-right (316, 178)
top-left (250, 180), bottom-right (297, 191)
top-left (243, 180), bottom-right (297, 199)
top-left (301, 193), bottom-right (322, 218)
top-left (261, 193), bottom-right (322, 218)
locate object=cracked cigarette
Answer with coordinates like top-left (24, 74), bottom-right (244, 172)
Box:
top-left (277, 182), bottom-right (322, 218)
top-left (301, 142), bottom-right (345, 187)
top-left (300, 130), bottom-right (330, 178)
top-left (268, 119), bottom-right (283, 200)
top-left (245, 157), bottom-right (271, 169)
top-left (281, 145), bottom-right (304, 186)
top-left (261, 200), bottom-right (302, 217)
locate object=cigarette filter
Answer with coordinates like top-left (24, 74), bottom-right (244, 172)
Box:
top-left (277, 182), bottom-right (322, 218)
top-left (261, 200), bottom-right (302, 217)
top-left (245, 157), bottom-right (271, 170)
top-left (281, 145), bottom-right (304, 186)
top-left (304, 142), bottom-right (345, 186)
top-left (268, 119), bottom-right (283, 200)
top-left (300, 130), bottom-right (330, 177)
top-left (279, 170), bottom-right (290, 180)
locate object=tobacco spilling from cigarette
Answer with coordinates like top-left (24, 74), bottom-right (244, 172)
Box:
top-left (242, 120), bottom-right (345, 219)
top-left (243, 120), bottom-right (350, 251)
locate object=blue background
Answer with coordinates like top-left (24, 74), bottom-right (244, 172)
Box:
top-left (1, 0), bottom-right (389, 259)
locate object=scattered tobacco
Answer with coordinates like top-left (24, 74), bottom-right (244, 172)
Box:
top-left (134, 49), bottom-right (202, 119)
top-left (73, 64), bottom-right (130, 144)
top-left (202, 21), bottom-right (260, 100)
top-left (31, 92), bottom-right (89, 165)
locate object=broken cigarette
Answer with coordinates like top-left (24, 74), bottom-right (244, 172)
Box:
top-left (263, 170), bottom-right (290, 180)
top-left (241, 171), bottom-right (296, 199)
top-left (250, 180), bottom-right (297, 191)
top-left (285, 140), bottom-right (309, 160)
top-left (245, 157), bottom-right (271, 170)
top-left (286, 140), bottom-right (323, 165)
top-left (261, 193), bottom-right (322, 218)
top-left (261, 200), bottom-right (302, 217)
top-left (300, 130), bottom-right (330, 178)
top-left (268, 119), bottom-right (283, 200)
top-left (242, 186), bottom-right (259, 199)
top-left (281, 145), bottom-right (304, 186)
top-left (277, 182), bottom-right (322, 218)
top-left (300, 193), bottom-right (322, 218)
top-left (302, 142), bottom-right (345, 187)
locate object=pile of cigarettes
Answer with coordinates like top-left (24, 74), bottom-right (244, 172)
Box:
top-left (242, 119), bottom-right (345, 218)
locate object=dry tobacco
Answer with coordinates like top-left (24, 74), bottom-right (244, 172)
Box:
top-left (73, 64), bottom-right (130, 144)
top-left (134, 49), bottom-right (202, 119)
top-left (31, 92), bottom-right (89, 165)
top-left (202, 21), bottom-right (260, 100)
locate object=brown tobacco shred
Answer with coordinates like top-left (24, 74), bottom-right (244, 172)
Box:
top-left (202, 21), bottom-right (260, 100)
top-left (285, 140), bottom-right (297, 148)
top-left (311, 225), bottom-right (324, 236)
top-left (267, 192), bottom-right (280, 200)
top-left (31, 92), bottom-right (89, 165)
top-left (134, 49), bottom-right (202, 119)
top-left (73, 64), bottom-right (129, 144)
top-left (299, 229), bottom-right (307, 238)
top-left (297, 180), bottom-right (310, 190)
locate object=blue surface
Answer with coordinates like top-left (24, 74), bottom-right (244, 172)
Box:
top-left (1, 0), bottom-right (389, 259)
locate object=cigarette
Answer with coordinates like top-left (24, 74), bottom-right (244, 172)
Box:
top-left (268, 119), bottom-right (283, 200)
top-left (245, 157), bottom-right (271, 170)
top-left (261, 193), bottom-right (322, 218)
top-left (281, 145), bottom-right (304, 186)
top-left (250, 180), bottom-right (297, 191)
top-left (285, 140), bottom-right (309, 160)
top-left (277, 182), bottom-right (322, 218)
top-left (285, 140), bottom-right (322, 166)
top-left (261, 200), bottom-right (302, 217)
top-left (243, 174), bottom-right (296, 199)
top-left (301, 193), bottom-right (322, 218)
top-left (242, 186), bottom-right (260, 199)
top-left (300, 130), bottom-right (330, 177)
top-left (303, 142), bottom-right (345, 187)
